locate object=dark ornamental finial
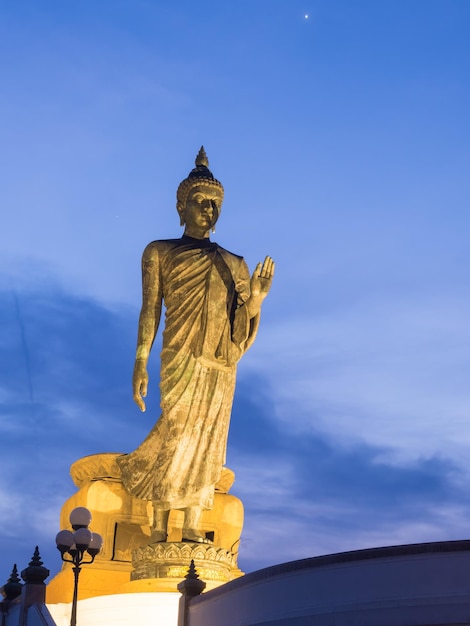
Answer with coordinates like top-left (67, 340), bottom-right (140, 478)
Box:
top-left (177, 559), bottom-right (206, 597)
top-left (29, 547), bottom-right (43, 568)
top-left (21, 547), bottom-right (50, 585)
top-left (186, 559), bottom-right (200, 580)
top-left (3, 564), bottom-right (23, 601)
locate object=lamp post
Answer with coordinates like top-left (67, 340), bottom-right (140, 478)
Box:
top-left (55, 507), bottom-right (103, 626)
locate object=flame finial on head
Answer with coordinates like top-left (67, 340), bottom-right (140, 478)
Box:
top-left (195, 146), bottom-right (209, 168)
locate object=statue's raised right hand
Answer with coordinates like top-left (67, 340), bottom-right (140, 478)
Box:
top-left (133, 360), bottom-right (148, 412)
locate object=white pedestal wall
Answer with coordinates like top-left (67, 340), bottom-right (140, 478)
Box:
top-left (47, 592), bottom-right (179, 626)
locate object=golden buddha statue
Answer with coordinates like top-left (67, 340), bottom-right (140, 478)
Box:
top-left (118, 147), bottom-right (274, 543)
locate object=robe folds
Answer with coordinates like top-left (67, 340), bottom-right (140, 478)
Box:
top-left (118, 236), bottom-right (259, 510)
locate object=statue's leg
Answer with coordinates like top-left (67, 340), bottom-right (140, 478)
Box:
top-left (151, 505), bottom-right (169, 542)
top-left (182, 506), bottom-right (211, 543)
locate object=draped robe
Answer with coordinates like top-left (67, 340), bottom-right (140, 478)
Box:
top-left (118, 235), bottom-right (259, 510)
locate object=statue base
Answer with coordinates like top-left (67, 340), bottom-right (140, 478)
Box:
top-left (119, 542), bottom-right (240, 593)
top-left (47, 453), bottom-right (244, 602)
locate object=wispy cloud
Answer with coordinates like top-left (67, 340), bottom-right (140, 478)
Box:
top-left (228, 373), bottom-right (468, 571)
top-left (1, 266), bottom-right (468, 582)
top-left (242, 291), bottom-right (470, 469)
top-left (0, 284), bottom-right (138, 580)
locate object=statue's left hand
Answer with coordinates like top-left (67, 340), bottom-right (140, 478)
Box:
top-left (250, 256), bottom-right (275, 301)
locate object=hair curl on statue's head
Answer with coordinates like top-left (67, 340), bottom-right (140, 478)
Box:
top-left (176, 146), bottom-right (224, 210)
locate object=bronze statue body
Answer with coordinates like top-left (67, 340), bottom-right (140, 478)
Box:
top-left (118, 148), bottom-right (274, 543)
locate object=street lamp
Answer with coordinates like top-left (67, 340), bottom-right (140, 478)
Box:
top-left (55, 507), bottom-right (103, 626)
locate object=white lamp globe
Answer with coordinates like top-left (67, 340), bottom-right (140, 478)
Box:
top-left (70, 507), bottom-right (92, 529)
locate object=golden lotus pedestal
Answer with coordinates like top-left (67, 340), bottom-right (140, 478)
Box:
top-left (122, 542), bottom-right (239, 594)
top-left (47, 453), bottom-right (244, 603)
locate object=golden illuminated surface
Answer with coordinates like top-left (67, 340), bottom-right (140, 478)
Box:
top-left (47, 454), bottom-right (243, 602)
top-left (117, 148), bottom-right (273, 541)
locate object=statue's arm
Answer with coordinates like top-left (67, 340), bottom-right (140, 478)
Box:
top-left (133, 242), bottom-right (163, 412)
top-left (232, 255), bottom-right (274, 353)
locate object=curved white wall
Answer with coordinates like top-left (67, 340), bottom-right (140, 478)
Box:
top-left (187, 540), bottom-right (470, 626)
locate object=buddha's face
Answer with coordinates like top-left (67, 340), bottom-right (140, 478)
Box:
top-left (180, 185), bottom-right (223, 237)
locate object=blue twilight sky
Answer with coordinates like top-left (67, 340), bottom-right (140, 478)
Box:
top-left (1, 0), bottom-right (470, 584)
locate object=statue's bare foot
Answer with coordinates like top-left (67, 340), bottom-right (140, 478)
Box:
top-left (182, 529), bottom-right (212, 544)
top-left (150, 530), bottom-right (168, 543)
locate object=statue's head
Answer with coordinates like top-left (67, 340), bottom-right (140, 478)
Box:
top-left (176, 147), bottom-right (224, 230)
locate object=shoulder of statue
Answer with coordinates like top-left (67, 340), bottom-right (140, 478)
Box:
top-left (143, 239), bottom-right (181, 258)
top-left (215, 243), bottom-right (244, 263)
